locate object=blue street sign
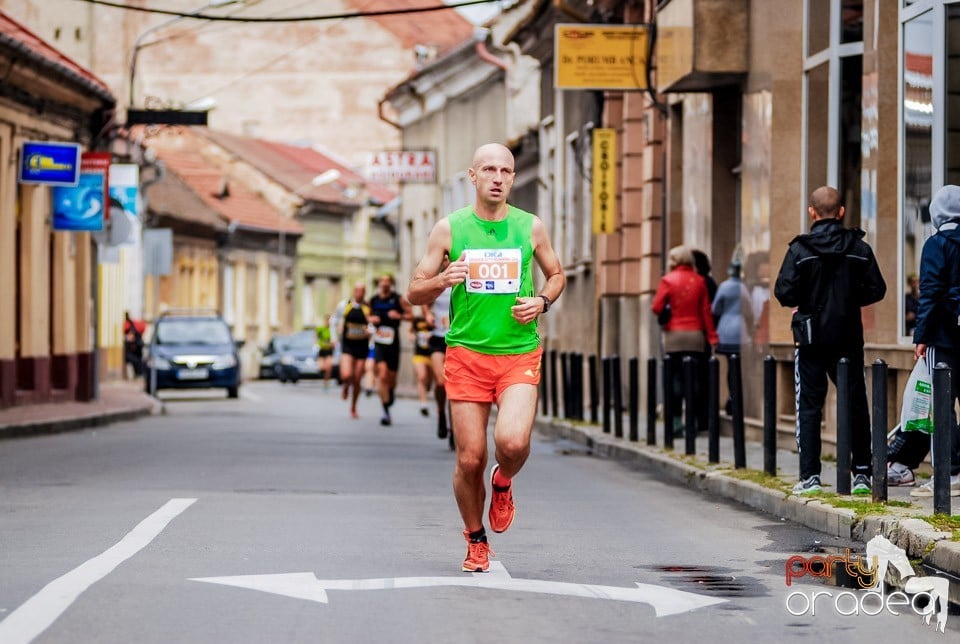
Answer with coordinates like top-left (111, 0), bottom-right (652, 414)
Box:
top-left (52, 171), bottom-right (105, 231)
top-left (18, 141), bottom-right (82, 186)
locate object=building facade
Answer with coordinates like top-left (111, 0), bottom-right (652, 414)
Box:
top-left (0, 11), bottom-right (115, 407)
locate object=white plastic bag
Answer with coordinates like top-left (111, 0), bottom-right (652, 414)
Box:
top-left (900, 357), bottom-right (933, 433)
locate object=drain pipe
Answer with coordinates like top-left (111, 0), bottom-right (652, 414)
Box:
top-left (475, 40), bottom-right (509, 72)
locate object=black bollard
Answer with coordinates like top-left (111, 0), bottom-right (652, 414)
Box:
top-left (871, 360), bottom-right (888, 503)
top-left (763, 355), bottom-right (777, 476)
top-left (933, 362), bottom-right (952, 515)
top-left (589, 355), bottom-right (599, 424)
top-left (540, 351), bottom-right (548, 416)
top-left (612, 355), bottom-right (624, 439)
top-left (569, 353), bottom-right (579, 420)
top-left (683, 356), bottom-right (696, 456)
top-left (708, 356), bottom-right (720, 463)
top-left (647, 357), bottom-right (657, 446)
top-left (602, 357), bottom-right (612, 434)
top-left (629, 357), bottom-right (639, 442)
top-left (836, 358), bottom-right (852, 495)
top-left (577, 353), bottom-right (586, 421)
top-left (730, 353), bottom-right (746, 468)
top-left (663, 355), bottom-right (675, 449)
top-left (574, 353), bottom-right (585, 421)
top-left (549, 350), bottom-right (559, 418)
top-left (560, 352), bottom-right (570, 419)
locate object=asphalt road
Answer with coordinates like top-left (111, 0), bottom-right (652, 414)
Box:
top-left (0, 379), bottom-right (955, 643)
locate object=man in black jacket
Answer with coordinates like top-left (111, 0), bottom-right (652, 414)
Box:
top-left (774, 186), bottom-right (886, 495)
top-left (911, 184), bottom-right (960, 498)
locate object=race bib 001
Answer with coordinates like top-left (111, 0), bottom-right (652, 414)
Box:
top-left (464, 248), bottom-right (521, 294)
top-left (374, 326), bottom-right (397, 345)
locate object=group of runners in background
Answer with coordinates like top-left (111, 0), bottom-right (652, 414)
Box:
top-left (326, 273), bottom-right (454, 442)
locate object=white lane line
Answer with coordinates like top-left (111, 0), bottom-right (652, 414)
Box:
top-left (241, 389), bottom-right (262, 403)
top-left (0, 498), bottom-right (196, 644)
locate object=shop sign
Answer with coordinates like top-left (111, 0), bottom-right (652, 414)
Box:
top-left (592, 129), bottom-right (616, 234)
top-left (555, 24), bottom-right (650, 90)
top-left (52, 152), bottom-right (111, 232)
top-left (365, 150), bottom-right (436, 183)
top-left (18, 141), bottom-right (82, 187)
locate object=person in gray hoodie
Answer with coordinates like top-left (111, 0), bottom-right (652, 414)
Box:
top-left (911, 184), bottom-right (960, 497)
top-left (712, 260), bottom-right (755, 414)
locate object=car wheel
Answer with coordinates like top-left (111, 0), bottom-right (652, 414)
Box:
top-left (227, 386), bottom-right (239, 399)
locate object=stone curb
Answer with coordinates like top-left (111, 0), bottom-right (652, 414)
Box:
top-left (0, 404), bottom-right (156, 440)
top-left (536, 417), bottom-right (960, 593)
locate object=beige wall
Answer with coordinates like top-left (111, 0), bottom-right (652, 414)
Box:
top-left (0, 0), bottom-right (421, 167)
top-left (0, 122), bottom-right (15, 363)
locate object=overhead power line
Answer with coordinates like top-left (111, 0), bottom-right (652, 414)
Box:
top-left (70, 0), bottom-right (501, 22)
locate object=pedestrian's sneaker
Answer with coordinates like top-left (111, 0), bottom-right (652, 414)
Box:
top-left (887, 462), bottom-right (915, 487)
top-left (420, 405), bottom-right (429, 417)
top-left (851, 474), bottom-right (871, 496)
top-left (910, 474), bottom-right (960, 498)
top-left (437, 418), bottom-right (448, 440)
top-left (380, 412), bottom-right (392, 427)
top-left (792, 475), bottom-right (822, 496)
top-left (488, 465), bottom-right (516, 534)
top-left (461, 531), bottom-right (493, 572)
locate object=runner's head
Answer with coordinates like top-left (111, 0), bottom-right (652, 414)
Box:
top-left (352, 281), bottom-right (366, 302)
top-left (378, 273), bottom-right (396, 296)
top-left (469, 143), bottom-right (515, 209)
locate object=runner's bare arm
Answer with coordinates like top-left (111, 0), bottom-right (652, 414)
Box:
top-left (407, 218), bottom-right (467, 305)
top-left (511, 216), bottom-right (566, 325)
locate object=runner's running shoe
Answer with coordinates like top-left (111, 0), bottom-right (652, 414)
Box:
top-left (488, 465), bottom-right (515, 533)
top-left (462, 531), bottom-right (493, 572)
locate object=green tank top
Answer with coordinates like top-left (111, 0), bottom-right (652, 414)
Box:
top-left (445, 205), bottom-right (540, 355)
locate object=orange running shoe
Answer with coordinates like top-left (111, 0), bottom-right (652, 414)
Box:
top-left (461, 530), bottom-right (494, 572)
top-left (488, 465), bottom-right (515, 534)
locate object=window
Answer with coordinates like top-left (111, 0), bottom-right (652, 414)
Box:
top-left (223, 264), bottom-right (236, 327)
top-left (269, 269), bottom-right (279, 327)
top-left (302, 276), bottom-right (315, 327)
top-left (802, 0), bottom-right (863, 228)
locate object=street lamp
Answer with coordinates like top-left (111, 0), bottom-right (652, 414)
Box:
top-left (128, 0), bottom-right (244, 108)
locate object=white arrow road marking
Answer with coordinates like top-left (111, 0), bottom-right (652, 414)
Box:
top-left (0, 498), bottom-right (197, 644)
top-left (192, 561), bottom-right (726, 617)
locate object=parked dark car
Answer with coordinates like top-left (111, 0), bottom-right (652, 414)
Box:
top-left (259, 331), bottom-right (320, 383)
top-left (144, 312), bottom-right (242, 398)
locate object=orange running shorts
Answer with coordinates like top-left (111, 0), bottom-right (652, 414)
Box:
top-left (444, 345), bottom-right (543, 403)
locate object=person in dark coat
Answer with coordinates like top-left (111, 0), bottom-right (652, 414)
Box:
top-left (774, 186), bottom-right (886, 496)
top-left (910, 184), bottom-right (960, 498)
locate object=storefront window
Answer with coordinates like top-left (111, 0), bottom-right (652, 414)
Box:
top-left (946, 5), bottom-right (960, 185)
top-left (902, 12), bottom-right (933, 336)
top-left (841, 1), bottom-right (864, 43)
top-left (805, 62), bottom-right (830, 200)
top-left (839, 55), bottom-right (863, 228)
top-left (807, 0), bottom-right (831, 55)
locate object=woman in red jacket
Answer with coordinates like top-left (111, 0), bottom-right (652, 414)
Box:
top-left (652, 246), bottom-right (719, 436)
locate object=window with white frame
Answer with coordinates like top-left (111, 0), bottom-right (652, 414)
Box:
top-left (302, 276), bottom-right (316, 328)
top-left (898, 1), bottom-right (960, 337)
top-left (803, 0), bottom-right (864, 228)
top-left (269, 269), bottom-right (280, 328)
top-left (222, 264), bottom-right (235, 326)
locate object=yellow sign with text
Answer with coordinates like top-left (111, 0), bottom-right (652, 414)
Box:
top-left (592, 129), bottom-right (616, 235)
top-left (555, 24), bottom-right (649, 90)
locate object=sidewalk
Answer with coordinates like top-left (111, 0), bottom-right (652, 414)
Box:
top-left (535, 413), bottom-right (960, 603)
top-left (0, 381), bottom-right (157, 439)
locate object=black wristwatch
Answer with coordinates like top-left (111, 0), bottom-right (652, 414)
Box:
top-left (539, 295), bottom-right (551, 313)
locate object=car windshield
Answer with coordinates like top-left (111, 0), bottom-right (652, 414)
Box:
top-left (275, 332), bottom-right (315, 352)
top-left (155, 319), bottom-right (232, 346)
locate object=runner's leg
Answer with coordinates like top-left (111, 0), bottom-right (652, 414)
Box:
top-left (492, 384), bottom-right (538, 478)
top-left (450, 400), bottom-right (491, 532)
